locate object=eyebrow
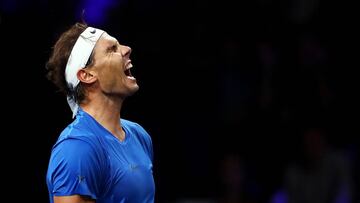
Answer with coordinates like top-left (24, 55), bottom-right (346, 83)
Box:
top-left (106, 39), bottom-right (118, 47)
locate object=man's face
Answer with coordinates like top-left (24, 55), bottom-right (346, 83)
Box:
top-left (90, 32), bottom-right (139, 98)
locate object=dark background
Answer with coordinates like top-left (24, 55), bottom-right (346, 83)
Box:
top-left (1, 0), bottom-right (358, 202)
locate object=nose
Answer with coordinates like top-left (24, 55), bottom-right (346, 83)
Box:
top-left (121, 46), bottom-right (132, 57)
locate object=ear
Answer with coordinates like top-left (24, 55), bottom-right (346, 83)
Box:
top-left (77, 69), bottom-right (97, 84)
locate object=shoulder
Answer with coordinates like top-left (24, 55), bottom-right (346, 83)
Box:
top-left (49, 137), bottom-right (108, 177)
top-left (51, 125), bottom-right (106, 162)
top-left (121, 118), bottom-right (143, 129)
top-left (121, 118), bottom-right (152, 144)
top-left (55, 120), bottom-right (100, 148)
top-left (121, 119), bottom-right (149, 136)
top-left (51, 138), bottom-right (97, 162)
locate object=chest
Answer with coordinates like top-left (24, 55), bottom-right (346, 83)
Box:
top-left (101, 137), bottom-right (155, 202)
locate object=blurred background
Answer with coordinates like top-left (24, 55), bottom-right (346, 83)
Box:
top-left (1, 0), bottom-right (358, 202)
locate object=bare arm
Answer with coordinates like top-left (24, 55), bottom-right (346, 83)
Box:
top-left (54, 195), bottom-right (95, 203)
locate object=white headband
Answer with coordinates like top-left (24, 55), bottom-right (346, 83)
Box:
top-left (65, 26), bottom-right (105, 118)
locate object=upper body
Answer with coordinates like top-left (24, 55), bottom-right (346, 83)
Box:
top-left (46, 108), bottom-right (155, 203)
top-left (45, 22), bottom-right (155, 203)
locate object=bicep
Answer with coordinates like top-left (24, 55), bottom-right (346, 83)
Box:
top-left (54, 195), bottom-right (95, 203)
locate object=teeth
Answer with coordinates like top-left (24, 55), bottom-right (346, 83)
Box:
top-left (124, 63), bottom-right (134, 77)
top-left (125, 64), bottom-right (133, 70)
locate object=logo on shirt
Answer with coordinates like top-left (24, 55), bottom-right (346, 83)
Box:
top-left (130, 164), bottom-right (139, 170)
top-left (78, 175), bottom-right (85, 183)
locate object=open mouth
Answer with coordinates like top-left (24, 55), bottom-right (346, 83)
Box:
top-left (124, 68), bottom-right (132, 77)
top-left (124, 62), bottom-right (135, 80)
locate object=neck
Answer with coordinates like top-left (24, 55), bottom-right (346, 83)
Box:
top-left (80, 93), bottom-right (126, 141)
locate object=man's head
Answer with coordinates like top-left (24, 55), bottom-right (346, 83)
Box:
top-left (46, 22), bottom-right (138, 117)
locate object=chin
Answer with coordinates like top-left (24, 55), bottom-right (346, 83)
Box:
top-left (128, 85), bottom-right (139, 95)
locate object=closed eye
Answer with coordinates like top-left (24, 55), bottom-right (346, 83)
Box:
top-left (107, 44), bottom-right (117, 52)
